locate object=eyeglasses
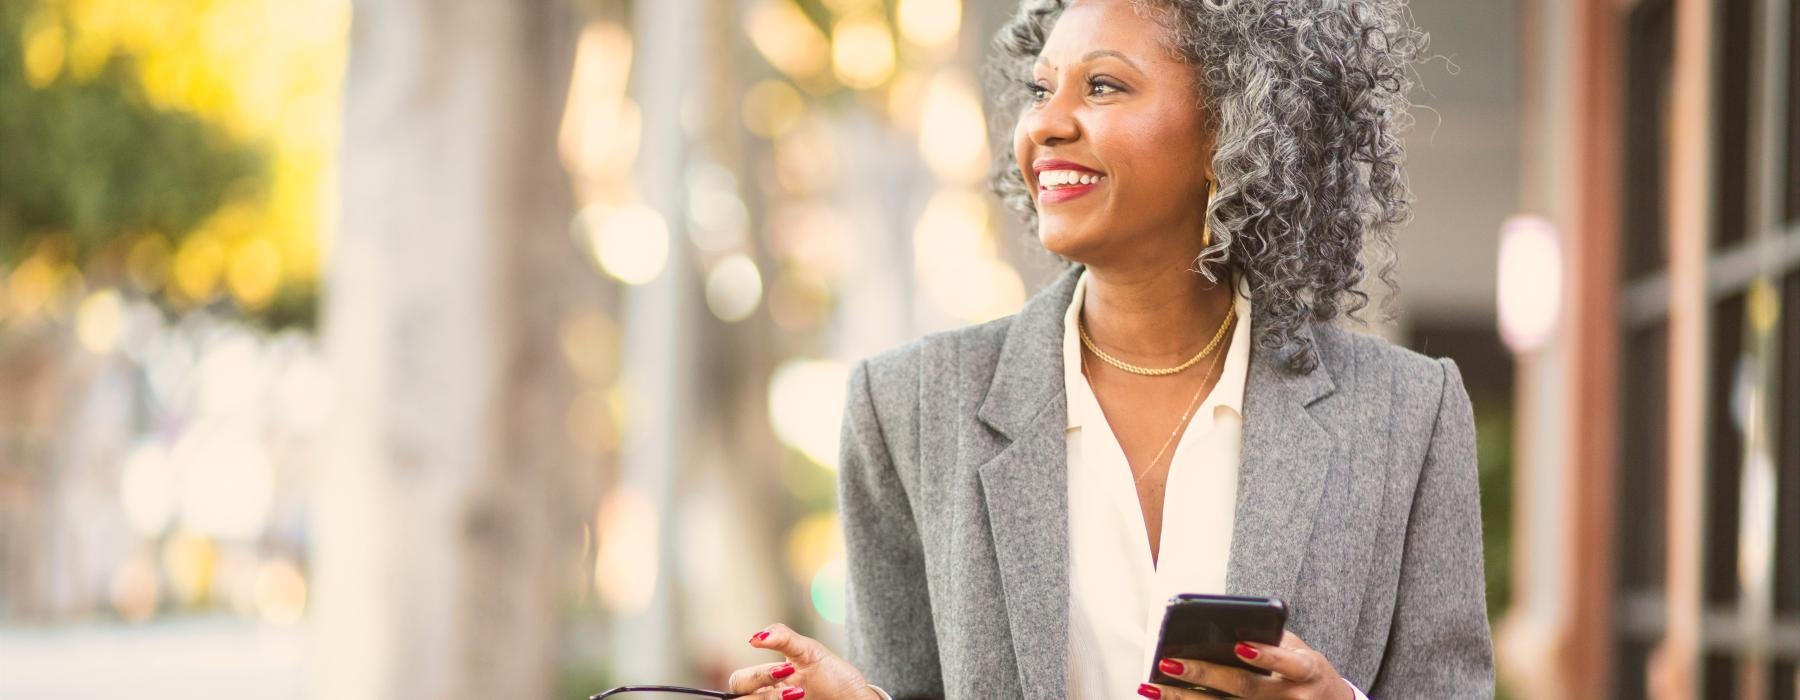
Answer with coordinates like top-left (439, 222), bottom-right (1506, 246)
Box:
top-left (587, 685), bottom-right (737, 699)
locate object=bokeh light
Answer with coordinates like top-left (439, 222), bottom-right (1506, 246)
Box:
top-left (705, 254), bottom-right (765, 323)
top-left (1495, 215), bottom-right (1561, 354)
top-left (75, 288), bottom-right (125, 354)
top-left (917, 70), bottom-right (989, 184)
top-left (831, 15), bottom-right (896, 90)
top-left (21, 12), bottom-right (64, 88)
top-left (172, 426), bottom-right (275, 542)
top-left (161, 532), bottom-right (218, 607)
top-left (172, 233), bottom-right (225, 303)
top-left (119, 440), bottom-right (178, 538)
top-left (747, 0), bottom-right (830, 84)
top-left (886, 69), bottom-right (927, 130)
top-left (685, 163), bottom-right (751, 255)
top-left (912, 189), bottom-right (1027, 323)
top-left (784, 512), bottom-right (844, 585)
top-left (595, 486), bottom-right (659, 615)
top-left (585, 204), bottom-right (671, 286)
top-left (741, 79), bottom-right (805, 139)
top-left (897, 0), bottom-right (962, 51)
top-left (767, 359), bottom-right (850, 469)
top-left (7, 253), bottom-right (56, 319)
top-left (561, 21), bottom-right (639, 191)
top-left (560, 310), bottom-right (622, 384)
top-left (808, 559), bottom-right (847, 624)
top-left (252, 558), bottom-right (307, 626)
top-left (197, 332), bottom-right (273, 416)
top-left (226, 237), bottom-right (283, 309)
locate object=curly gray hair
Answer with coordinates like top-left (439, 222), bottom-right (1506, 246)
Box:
top-left (988, 0), bottom-right (1429, 374)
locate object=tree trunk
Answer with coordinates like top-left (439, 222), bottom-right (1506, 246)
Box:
top-left (313, 2), bottom-right (580, 698)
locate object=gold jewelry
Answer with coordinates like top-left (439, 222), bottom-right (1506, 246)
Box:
top-left (1202, 178), bottom-right (1218, 248)
top-left (1080, 312), bottom-right (1234, 485)
top-left (1079, 302), bottom-right (1234, 376)
top-left (1133, 333), bottom-right (1226, 485)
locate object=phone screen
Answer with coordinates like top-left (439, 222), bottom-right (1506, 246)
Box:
top-left (1147, 594), bottom-right (1288, 697)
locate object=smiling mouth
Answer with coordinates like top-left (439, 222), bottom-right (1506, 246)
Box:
top-left (1036, 170), bottom-right (1106, 203)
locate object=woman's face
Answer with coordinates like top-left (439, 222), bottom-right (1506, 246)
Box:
top-left (1013, 0), bottom-right (1214, 266)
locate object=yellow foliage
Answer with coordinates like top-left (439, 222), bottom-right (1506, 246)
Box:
top-left (40, 0), bottom-right (350, 315)
top-left (21, 12), bottom-right (65, 88)
top-left (7, 255), bottom-right (56, 319)
top-left (172, 232), bottom-right (224, 302)
top-left (226, 237), bottom-right (282, 309)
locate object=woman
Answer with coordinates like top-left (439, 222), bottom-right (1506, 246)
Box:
top-left (727, 0), bottom-right (1492, 698)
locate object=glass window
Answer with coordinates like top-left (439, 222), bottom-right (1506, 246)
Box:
top-left (1712, 0), bottom-right (1755, 249)
top-left (1702, 292), bottom-right (1747, 607)
top-left (1623, 0), bottom-right (1675, 278)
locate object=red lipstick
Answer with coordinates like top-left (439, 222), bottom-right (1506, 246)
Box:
top-left (1032, 158), bottom-right (1107, 205)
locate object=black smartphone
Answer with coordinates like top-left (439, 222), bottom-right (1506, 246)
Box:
top-left (1147, 594), bottom-right (1288, 697)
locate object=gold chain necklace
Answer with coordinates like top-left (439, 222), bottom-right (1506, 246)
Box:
top-left (1081, 312), bottom-right (1234, 485)
top-left (1078, 301), bottom-right (1235, 377)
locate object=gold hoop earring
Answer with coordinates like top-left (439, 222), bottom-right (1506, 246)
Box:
top-left (1202, 178), bottom-right (1219, 248)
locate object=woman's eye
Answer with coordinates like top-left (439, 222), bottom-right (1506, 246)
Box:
top-left (1024, 77), bottom-right (1119, 103)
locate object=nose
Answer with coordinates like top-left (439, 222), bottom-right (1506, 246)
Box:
top-left (1021, 89), bottom-right (1080, 147)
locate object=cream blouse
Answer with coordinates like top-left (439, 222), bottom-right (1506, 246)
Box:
top-left (1061, 271), bottom-right (1368, 699)
top-left (1062, 269), bottom-right (1252, 698)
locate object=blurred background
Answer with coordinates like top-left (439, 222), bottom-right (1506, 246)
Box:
top-left (0, 0), bottom-right (1792, 698)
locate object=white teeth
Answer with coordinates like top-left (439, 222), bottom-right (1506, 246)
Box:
top-left (1039, 169), bottom-right (1103, 188)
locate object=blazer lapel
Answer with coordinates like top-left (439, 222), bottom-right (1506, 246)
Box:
top-left (974, 266), bottom-right (1081, 700)
top-left (1225, 323), bottom-right (1339, 600)
top-left (970, 266), bottom-right (1340, 696)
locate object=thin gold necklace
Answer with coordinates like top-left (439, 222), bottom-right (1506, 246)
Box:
top-left (1079, 301), bottom-right (1235, 377)
top-left (1081, 312), bottom-right (1234, 485)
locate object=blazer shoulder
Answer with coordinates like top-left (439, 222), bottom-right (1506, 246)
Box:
top-left (860, 315), bottom-right (1013, 399)
top-left (853, 315), bottom-right (1015, 448)
top-left (1315, 322), bottom-right (1464, 412)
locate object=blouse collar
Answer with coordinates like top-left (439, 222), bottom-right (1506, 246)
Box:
top-left (1062, 268), bottom-right (1254, 432)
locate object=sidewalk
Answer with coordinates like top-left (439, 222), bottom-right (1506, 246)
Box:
top-left (0, 615), bottom-right (305, 699)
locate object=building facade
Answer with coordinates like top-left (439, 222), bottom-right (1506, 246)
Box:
top-left (1502, 0), bottom-right (1799, 697)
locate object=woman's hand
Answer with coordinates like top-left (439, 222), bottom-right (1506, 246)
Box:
top-left (726, 623), bottom-right (879, 700)
top-left (1138, 631), bottom-right (1354, 700)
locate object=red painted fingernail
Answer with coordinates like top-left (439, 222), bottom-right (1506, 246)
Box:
top-left (771, 663), bottom-right (795, 679)
top-left (1158, 658), bottom-right (1184, 675)
top-left (1235, 642), bottom-right (1259, 660)
top-left (781, 688), bottom-right (805, 700)
top-left (751, 630), bottom-right (770, 643)
top-left (1137, 684), bottom-right (1162, 699)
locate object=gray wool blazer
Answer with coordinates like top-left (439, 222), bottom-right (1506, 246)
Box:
top-left (835, 265), bottom-right (1494, 699)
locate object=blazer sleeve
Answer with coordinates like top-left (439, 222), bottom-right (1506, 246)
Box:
top-left (837, 360), bottom-right (946, 699)
top-left (1369, 357), bottom-right (1496, 698)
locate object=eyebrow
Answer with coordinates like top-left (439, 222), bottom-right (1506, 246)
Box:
top-left (1036, 49), bottom-right (1143, 72)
